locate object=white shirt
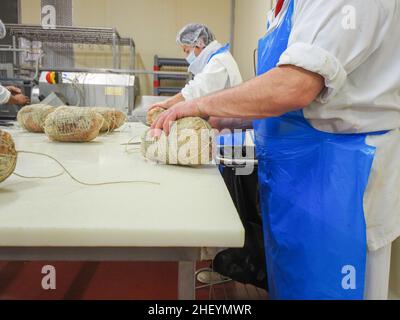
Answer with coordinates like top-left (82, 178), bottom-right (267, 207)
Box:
top-left (0, 85), bottom-right (11, 105)
top-left (270, 0), bottom-right (400, 253)
top-left (181, 42), bottom-right (243, 101)
top-left (274, 0), bottom-right (400, 134)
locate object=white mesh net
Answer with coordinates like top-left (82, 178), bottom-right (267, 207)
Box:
top-left (90, 107), bottom-right (127, 132)
top-left (141, 117), bottom-right (214, 166)
top-left (146, 107), bottom-right (165, 126)
top-left (44, 107), bottom-right (104, 142)
top-left (0, 130), bottom-right (17, 183)
top-left (17, 104), bottom-right (56, 133)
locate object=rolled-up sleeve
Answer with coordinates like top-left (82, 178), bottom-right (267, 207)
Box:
top-left (0, 85), bottom-right (11, 105)
top-left (277, 0), bottom-right (391, 103)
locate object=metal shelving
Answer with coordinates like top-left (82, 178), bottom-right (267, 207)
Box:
top-left (4, 24), bottom-right (136, 70)
top-left (153, 55), bottom-right (189, 96)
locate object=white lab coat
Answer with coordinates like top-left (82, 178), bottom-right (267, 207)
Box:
top-left (0, 85), bottom-right (11, 105)
top-left (270, 0), bottom-right (400, 251)
top-left (181, 41), bottom-right (243, 101)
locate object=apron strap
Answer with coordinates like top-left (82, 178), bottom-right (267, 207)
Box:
top-left (207, 43), bottom-right (231, 63)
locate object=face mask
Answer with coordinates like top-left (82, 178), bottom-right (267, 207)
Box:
top-left (186, 50), bottom-right (197, 65)
top-left (0, 20), bottom-right (6, 40)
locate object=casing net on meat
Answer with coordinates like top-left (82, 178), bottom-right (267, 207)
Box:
top-left (0, 130), bottom-right (17, 183)
top-left (44, 107), bottom-right (104, 142)
top-left (146, 107), bottom-right (165, 126)
top-left (141, 117), bottom-right (214, 166)
top-left (90, 107), bottom-right (127, 132)
top-left (17, 104), bottom-right (56, 133)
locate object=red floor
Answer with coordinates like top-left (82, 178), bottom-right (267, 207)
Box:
top-left (0, 261), bottom-right (268, 300)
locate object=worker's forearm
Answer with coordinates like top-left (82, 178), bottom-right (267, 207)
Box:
top-left (7, 94), bottom-right (16, 105)
top-left (209, 117), bottom-right (254, 131)
top-left (197, 66), bottom-right (324, 119)
top-left (165, 93), bottom-right (185, 108)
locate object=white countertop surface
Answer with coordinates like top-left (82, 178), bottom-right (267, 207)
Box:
top-left (0, 122), bottom-right (244, 248)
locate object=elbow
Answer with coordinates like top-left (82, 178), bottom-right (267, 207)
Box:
top-left (296, 89), bottom-right (321, 109)
top-left (269, 69), bottom-right (325, 116)
top-left (253, 66), bottom-right (325, 118)
top-left (264, 88), bottom-right (322, 118)
top-left (267, 90), bottom-right (316, 117)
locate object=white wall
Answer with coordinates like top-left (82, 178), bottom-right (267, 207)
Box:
top-left (20, 0), bottom-right (232, 94)
top-left (233, 0), bottom-right (273, 81)
top-left (20, 0), bottom-right (273, 93)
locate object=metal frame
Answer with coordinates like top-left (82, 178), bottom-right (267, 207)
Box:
top-left (4, 24), bottom-right (136, 70)
top-left (15, 66), bottom-right (189, 83)
top-left (0, 246), bottom-right (203, 300)
top-left (28, 66), bottom-right (188, 76)
top-left (153, 55), bottom-right (189, 96)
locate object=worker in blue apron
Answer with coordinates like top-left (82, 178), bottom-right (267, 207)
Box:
top-left (254, 0), bottom-right (372, 299)
top-left (152, 0), bottom-right (400, 299)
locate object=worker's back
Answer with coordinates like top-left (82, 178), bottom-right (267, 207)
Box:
top-left (283, 0), bottom-right (400, 133)
top-left (208, 50), bottom-right (243, 89)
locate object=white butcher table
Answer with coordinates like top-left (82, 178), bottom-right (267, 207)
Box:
top-left (0, 122), bottom-right (245, 299)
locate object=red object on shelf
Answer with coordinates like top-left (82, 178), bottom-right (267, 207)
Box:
top-left (153, 80), bottom-right (160, 88)
top-left (153, 66), bottom-right (160, 71)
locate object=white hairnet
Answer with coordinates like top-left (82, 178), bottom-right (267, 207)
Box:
top-left (176, 23), bottom-right (215, 48)
top-left (0, 20), bottom-right (6, 40)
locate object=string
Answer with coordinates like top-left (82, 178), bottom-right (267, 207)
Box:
top-left (91, 108), bottom-right (128, 135)
top-left (16, 150), bottom-right (160, 186)
top-left (124, 136), bottom-right (141, 154)
top-left (13, 171), bottom-right (64, 180)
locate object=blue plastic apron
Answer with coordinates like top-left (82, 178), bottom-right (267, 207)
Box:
top-left (255, 0), bottom-right (375, 300)
top-left (207, 43), bottom-right (231, 63)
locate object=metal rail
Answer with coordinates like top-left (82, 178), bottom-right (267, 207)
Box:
top-left (4, 24), bottom-right (136, 69)
top-left (21, 66), bottom-right (189, 76)
top-left (5, 24), bottom-right (133, 46)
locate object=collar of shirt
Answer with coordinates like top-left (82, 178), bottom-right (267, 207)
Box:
top-left (188, 40), bottom-right (222, 75)
top-left (275, 0), bottom-right (285, 17)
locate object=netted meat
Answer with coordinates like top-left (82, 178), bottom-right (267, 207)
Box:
top-left (0, 130), bottom-right (17, 183)
top-left (17, 104), bottom-right (56, 133)
top-left (146, 107), bottom-right (165, 126)
top-left (141, 117), bottom-right (214, 166)
top-left (44, 107), bottom-right (104, 142)
top-left (90, 107), bottom-right (127, 132)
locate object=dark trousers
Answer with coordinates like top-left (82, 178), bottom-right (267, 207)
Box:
top-left (213, 166), bottom-right (268, 290)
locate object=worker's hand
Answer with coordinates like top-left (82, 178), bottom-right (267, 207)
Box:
top-left (208, 117), bottom-right (225, 131)
top-left (6, 86), bottom-right (22, 95)
top-left (146, 106), bottom-right (166, 126)
top-left (8, 94), bottom-right (30, 106)
top-left (151, 99), bottom-right (208, 137)
top-left (148, 101), bottom-right (169, 112)
top-left (208, 117), bottom-right (254, 131)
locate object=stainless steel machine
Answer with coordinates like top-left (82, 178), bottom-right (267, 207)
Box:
top-left (38, 71), bottom-right (139, 114)
top-left (0, 24), bottom-right (139, 120)
top-left (0, 24), bottom-right (188, 122)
